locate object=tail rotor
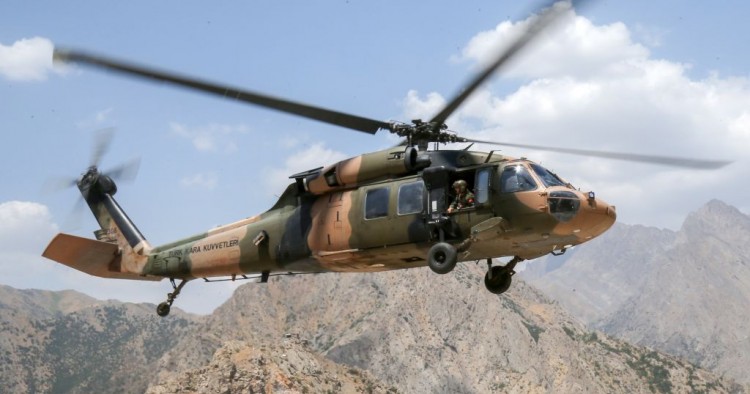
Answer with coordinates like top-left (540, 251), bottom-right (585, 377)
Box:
top-left (44, 128), bottom-right (141, 228)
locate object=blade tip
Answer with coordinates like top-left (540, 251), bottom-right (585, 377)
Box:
top-left (52, 47), bottom-right (76, 64)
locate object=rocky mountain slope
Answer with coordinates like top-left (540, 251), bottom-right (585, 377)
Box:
top-left (521, 223), bottom-right (676, 323)
top-left (147, 336), bottom-right (394, 394)
top-left (522, 199), bottom-right (750, 386)
top-left (154, 264), bottom-right (737, 393)
top-left (0, 285), bottom-right (198, 394)
top-left (4, 199), bottom-right (747, 393)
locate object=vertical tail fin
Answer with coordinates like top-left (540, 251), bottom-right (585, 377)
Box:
top-left (77, 167), bottom-right (153, 273)
top-left (87, 190), bottom-right (150, 253)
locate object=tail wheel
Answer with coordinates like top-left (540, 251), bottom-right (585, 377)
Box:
top-left (484, 266), bottom-right (512, 294)
top-left (427, 242), bottom-right (458, 274)
top-left (156, 302), bottom-right (171, 317)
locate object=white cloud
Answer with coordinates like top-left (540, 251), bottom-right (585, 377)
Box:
top-left (266, 143), bottom-right (348, 196)
top-left (279, 135), bottom-right (304, 149)
top-left (0, 37), bottom-right (62, 81)
top-left (401, 90), bottom-right (446, 121)
top-left (181, 172), bottom-right (218, 190)
top-left (456, 4), bottom-right (649, 80)
top-left (634, 23), bottom-right (667, 48)
top-left (0, 200), bottom-right (233, 315)
top-left (0, 201), bottom-right (58, 253)
top-left (170, 122), bottom-right (248, 153)
top-left (404, 7), bottom-right (750, 229)
top-left (76, 107), bottom-right (114, 130)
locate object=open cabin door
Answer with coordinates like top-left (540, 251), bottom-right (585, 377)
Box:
top-left (422, 165), bottom-right (496, 241)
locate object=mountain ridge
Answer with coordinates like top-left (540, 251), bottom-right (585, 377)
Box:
top-left (0, 285), bottom-right (199, 393)
top-left (153, 264), bottom-right (738, 393)
top-left (523, 199), bottom-right (750, 386)
top-left (2, 199), bottom-right (747, 392)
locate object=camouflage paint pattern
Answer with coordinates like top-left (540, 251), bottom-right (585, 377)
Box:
top-left (43, 147), bottom-right (616, 283)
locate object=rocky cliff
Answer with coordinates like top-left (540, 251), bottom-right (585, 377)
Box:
top-left (147, 336), bottom-right (393, 394)
top-left (155, 264), bottom-right (736, 393)
top-left (0, 285), bottom-right (198, 393)
top-left (3, 201), bottom-right (747, 393)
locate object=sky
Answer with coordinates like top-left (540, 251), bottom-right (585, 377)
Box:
top-left (1, 1), bottom-right (749, 314)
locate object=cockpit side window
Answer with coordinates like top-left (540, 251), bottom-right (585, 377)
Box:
top-left (530, 163), bottom-right (567, 188)
top-left (499, 165), bottom-right (537, 193)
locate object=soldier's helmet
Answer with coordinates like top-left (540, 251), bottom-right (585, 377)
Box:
top-left (452, 179), bottom-right (467, 192)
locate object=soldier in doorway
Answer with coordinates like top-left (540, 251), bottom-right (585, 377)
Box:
top-left (447, 179), bottom-right (475, 213)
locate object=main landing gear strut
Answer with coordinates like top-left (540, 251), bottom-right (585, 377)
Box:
top-left (484, 257), bottom-right (523, 294)
top-left (425, 236), bottom-right (523, 295)
top-left (156, 278), bottom-right (189, 317)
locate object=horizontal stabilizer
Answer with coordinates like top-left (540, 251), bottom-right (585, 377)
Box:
top-left (42, 233), bottom-right (161, 281)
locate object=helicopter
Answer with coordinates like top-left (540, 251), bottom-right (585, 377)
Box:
top-left (42, 2), bottom-right (729, 317)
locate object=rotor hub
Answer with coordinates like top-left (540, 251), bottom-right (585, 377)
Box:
top-left (389, 119), bottom-right (467, 149)
top-left (77, 166), bottom-right (117, 196)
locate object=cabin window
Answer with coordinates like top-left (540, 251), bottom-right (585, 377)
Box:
top-left (397, 181), bottom-right (424, 215)
top-left (530, 163), bottom-right (567, 188)
top-left (499, 165), bottom-right (537, 193)
top-left (475, 168), bottom-right (491, 204)
top-left (365, 187), bottom-right (389, 219)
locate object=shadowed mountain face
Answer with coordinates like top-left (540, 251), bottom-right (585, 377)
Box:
top-left (155, 264), bottom-right (736, 393)
top-left (0, 285), bottom-right (199, 394)
top-left (523, 199), bottom-right (750, 386)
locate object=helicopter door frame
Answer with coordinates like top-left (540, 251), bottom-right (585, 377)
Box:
top-left (421, 165), bottom-right (497, 242)
top-left (447, 165), bottom-right (496, 237)
top-left (421, 166), bottom-right (452, 241)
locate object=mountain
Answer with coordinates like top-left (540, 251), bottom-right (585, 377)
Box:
top-left (0, 285), bottom-right (199, 394)
top-left (4, 199), bottom-right (748, 393)
top-left (520, 222), bottom-right (676, 323)
top-left (147, 336), bottom-right (394, 394)
top-left (154, 264), bottom-right (737, 393)
top-left (523, 199), bottom-right (750, 386)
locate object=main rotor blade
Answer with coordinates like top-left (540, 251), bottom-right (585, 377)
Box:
top-left (54, 49), bottom-right (391, 134)
top-left (430, 1), bottom-right (584, 128)
top-left (462, 138), bottom-right (732, 169)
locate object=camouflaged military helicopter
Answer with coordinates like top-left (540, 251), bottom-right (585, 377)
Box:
top-left (43, 2), bottom-right (729, 316)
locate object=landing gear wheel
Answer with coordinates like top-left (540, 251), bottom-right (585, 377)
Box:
top-left (484, 266), bottom-right (513, 294)
top-left (155, 278), bottom-right (189, 317)
top-left (156, 302), bottom-right (171, 317)
top-left (428, 242), bottom-right (458, 274)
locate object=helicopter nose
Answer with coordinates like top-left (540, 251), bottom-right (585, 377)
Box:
top-left (580, 193), bottom-right (616, 238)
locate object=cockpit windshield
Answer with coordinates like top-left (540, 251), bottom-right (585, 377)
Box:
top-left (530, 163), bottom-right (567, 188)
top-left (499, 165), bottom-right (537, 193)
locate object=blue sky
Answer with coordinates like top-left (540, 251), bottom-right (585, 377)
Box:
top-left (2, 1), bottom-right (749, 314)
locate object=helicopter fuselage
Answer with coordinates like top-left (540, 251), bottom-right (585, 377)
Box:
top-left (142, 148), bottom-right (616, 280)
